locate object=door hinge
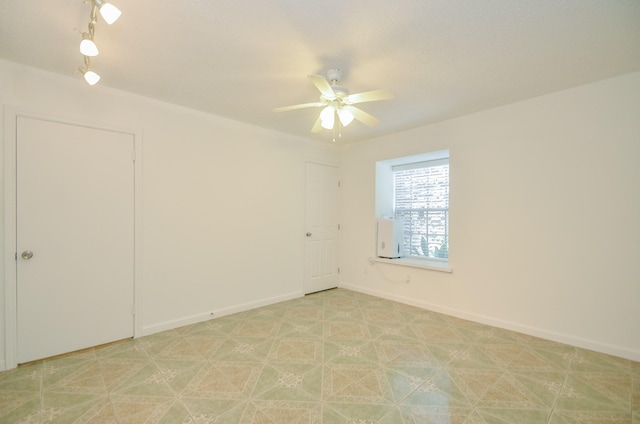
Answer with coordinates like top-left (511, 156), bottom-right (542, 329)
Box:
top-left (338, 224), bottom-right (340, 230)
top-left (15, 252), bottom-right (17, 261)
top-left (132, 305), bottom-right (136, 316)
top-left (338, 267), bottom-right (340, 274)
top-left (338, 180), bottom-right (341, 188)
top-left (132, 150), bottom-right (136, 161)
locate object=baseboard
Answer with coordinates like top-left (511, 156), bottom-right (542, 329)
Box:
top-left (140, 291), bottom-right (304, 337)
top-left (339, 283), bottom-right (640, 362)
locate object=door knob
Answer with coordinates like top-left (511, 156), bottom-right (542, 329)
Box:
top-left (21, 251), bottom-right (34, 260)
top-left (306, 232), bottom-right (312, 237)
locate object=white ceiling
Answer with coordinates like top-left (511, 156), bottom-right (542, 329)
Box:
top-left (1, 0), bottom-right (639, 143)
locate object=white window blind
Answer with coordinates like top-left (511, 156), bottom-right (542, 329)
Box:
top-left (393, 158), bottom-right (449, 260)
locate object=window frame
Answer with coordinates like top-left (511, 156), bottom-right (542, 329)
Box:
top-left (374, 150), bottom-right (451, 272)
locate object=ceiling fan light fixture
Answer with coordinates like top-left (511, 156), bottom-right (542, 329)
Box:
top-left (92, 0), bottom-right (121, 25)
top-left (337, 108), bottom-right (354, 126)
top-left (80, 33), bottom-right (99, 56)
top-left (320, 106), bottom-right (335, 130)
top-left (274, 68), bottom-right (393, 136)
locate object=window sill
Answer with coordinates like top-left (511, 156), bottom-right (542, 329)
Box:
top-left (369, 257), bottom-right (452, 273)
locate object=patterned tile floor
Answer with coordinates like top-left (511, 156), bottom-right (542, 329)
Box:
top-left (1, 288), bottom-right (638, 423)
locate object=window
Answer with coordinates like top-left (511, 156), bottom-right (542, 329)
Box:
top-left (374, 149), bottom-right (450, 271)
top-left (393, 159), bottom-right (449, 261)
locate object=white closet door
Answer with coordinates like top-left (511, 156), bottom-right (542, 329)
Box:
top-left (304, 162), bottom-right (339, 294)
top-left (16, 117), bottom-right (135, 363)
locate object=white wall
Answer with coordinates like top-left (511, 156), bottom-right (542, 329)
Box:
top-left (339, 72), bottom-right (640, 361)
top-left (0, 59), bottom-right (339, 369)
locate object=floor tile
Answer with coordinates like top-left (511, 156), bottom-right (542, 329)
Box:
top-left (181, 363), bottom-right (262, 399)
top-left (379, 404), bottom-right (473, 424)
top-left (0, 362), bottom-right (42, 393)
top-left (110, 363), bottom-right (176, 398)
top-left (474, 370), bottom-right (558, 410)
top-left (241, 400), bottom-right (321, 423)
top-left (109, 394), bottom-right (176, 423)
top-left (554, 371), bottom-right (631, 412)
top-left (322, 364), bottom-right (395, 405)
top-left (251, 363), bottom-right (322, 401)
top-left (180, 398), bottom-right (247, 423)
top-left (322, 401), bottom-right (391, 423)
top-left (277, 320), bottom-right (324, 339)
top-left (152, 358), bottom-right (208, 395)
top-left (0, 392), bottom-right (41, 424)
top-left (324, 340), bottom-right (380, 366)
top-left (506, 345), bottom-right (574, 372)
top-left (474, 407), bottom-right (551, 423)
top-left (324, 321), bottom-right (370, 340)
top-left (548, 409), bottom-right (632, 423)
top-left (210, 337), bottom-right (275, 362)
top-left (269, 338), bottom-right (322, 363)
top-left (571, 349), bottom-right (631, 373)
top-left (400, 368), bottom-right (473, 408)
top-left (374, 339), bottom-right (441, 368)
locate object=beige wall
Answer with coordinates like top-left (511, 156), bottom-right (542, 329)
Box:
top-left (339, 72), bottom-right (640, 360)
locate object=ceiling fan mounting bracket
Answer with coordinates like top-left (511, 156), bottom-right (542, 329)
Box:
top-left (327, 68), bottom-right (342, 84)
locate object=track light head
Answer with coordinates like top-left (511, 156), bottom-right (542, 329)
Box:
top-left (92, 0), bottom-right (121, 25)
top-left (82, 69), bottom-right (101, 85)
top-left (80, 33), bottom-right (99, 56)
top-left (79, 56), bottom-right (100, 85)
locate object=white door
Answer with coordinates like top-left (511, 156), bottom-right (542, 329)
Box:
top-left (16, 117), bottom-right (135, 363)
top-left (304, 162), bottom-right (339, 294)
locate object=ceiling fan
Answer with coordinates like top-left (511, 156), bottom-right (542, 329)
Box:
top-left (274, 69), bottom-right (394, 134)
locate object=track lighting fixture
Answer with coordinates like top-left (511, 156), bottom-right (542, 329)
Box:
top-left (76, 0), bottom-right (121, 85)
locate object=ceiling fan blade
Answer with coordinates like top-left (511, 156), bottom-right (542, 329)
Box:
top-left (345, 88), bottom-right (394, 104)
top-left (311, 116), bottom-right (323, 133)
top-left (342, 105), bottom-right (380, 127)
top-left (308, 74), bottom-right (335, 99)
top-left (273, 102), bottom-right (324, 113)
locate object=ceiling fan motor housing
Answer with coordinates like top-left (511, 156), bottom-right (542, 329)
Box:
top-left (331, 86), bottom-right (349, 100)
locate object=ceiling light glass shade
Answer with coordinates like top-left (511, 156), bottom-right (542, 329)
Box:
top-left (337, 108), bottom-right (355, 126)
top-left (320, 106), bottom-right (335, 130)
top-left (83, 70), bottom-right (101, 85)
top-left (80, 34), bottom-right (99, 56)
top-left (94, 0), bottom-right (121, 25)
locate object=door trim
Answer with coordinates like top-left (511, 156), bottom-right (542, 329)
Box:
top-left (2, 108), bottom-right (143, 370)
